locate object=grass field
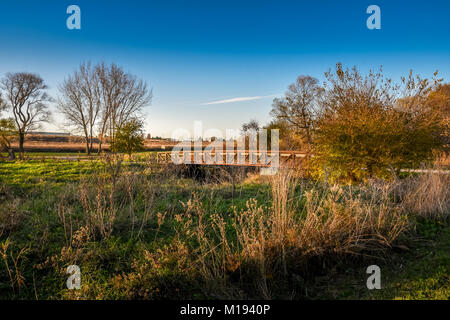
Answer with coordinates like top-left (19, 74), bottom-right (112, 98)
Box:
top-left (0, 153), bottom-right (448, 300)
top-left (309, 221), bottom-right (449, 300)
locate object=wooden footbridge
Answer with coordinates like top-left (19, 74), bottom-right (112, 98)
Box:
top-left (156, 150), bottom-right (307, 167)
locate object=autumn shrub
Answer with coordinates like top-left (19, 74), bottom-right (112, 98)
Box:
top-left (310, 64), bottom-right (445, 182)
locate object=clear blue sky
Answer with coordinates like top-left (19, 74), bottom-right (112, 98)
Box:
top-left (0, 0), bottom-right (449, 138)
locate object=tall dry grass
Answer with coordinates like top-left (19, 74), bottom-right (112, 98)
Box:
top-left (165, 167), bottom-right (418, 298)
top-left (230, 169), bottom-right (409, 297)
top-left (400, 171), bottom-right (449, 220)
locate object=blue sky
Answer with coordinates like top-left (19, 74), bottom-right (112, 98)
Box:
top-left (0, 0), bottom-right (449, 137)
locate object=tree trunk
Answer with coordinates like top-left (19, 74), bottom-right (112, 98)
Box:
top-left (89, 128), bottom-right (94, 154)
top-left (83, 128), bottom-right (90, 155)
top-left (7, 148), bottom-right (15, 160)
top-left (98, 133), bottom-right (105, 154)
top-left (85, 139), bottom-right (90, 155)
top-left (19, 131), bottom-right (25, 160)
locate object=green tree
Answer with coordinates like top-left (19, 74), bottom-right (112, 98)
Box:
top-left (0, 93), bottom-right (15, 159)
top-left (0, 118), bottom-right (16, 159)
top-left (111, 119), bottom-right (145, 157)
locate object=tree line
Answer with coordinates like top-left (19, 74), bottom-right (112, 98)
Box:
top-left (0, 62), bottom-right (152, 159)
top-left (1, 61), bottom-right (448, 180)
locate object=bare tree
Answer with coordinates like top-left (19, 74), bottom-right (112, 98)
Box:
top-left (96, 63), bottom-right (152, 153)
top-left (271, 75), bottom-right (322, 148)
top-left (0, 73), bottom-right (51, 159)
top-left (58, 62), bottom-right (101, 154)
top-left (241, 119), bottom-right (260, 133)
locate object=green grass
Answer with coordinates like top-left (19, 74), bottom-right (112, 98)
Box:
top-left (364, 221), bottom-right (449, 300)
top-left (0, 159), bottom-right (103, 186)
top-left (0, 155), bottom-right (161, 187)
top-left (306, 221), bottom-right (450, 300)
top-left (1, 151), bottom-right (159, 159)
top-left (1, 151), bottom-right (92, 158)
top-left (26, 152), bottom-right (93, 157)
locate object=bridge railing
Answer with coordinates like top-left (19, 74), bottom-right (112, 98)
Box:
top-left (156, 150), bottom-right (307, 167)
